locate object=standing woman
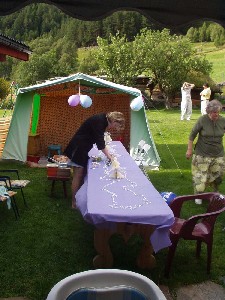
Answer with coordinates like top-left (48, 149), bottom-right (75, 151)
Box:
top-left (200, 83), bottom-right (211, 115)
top-left (180, 82), bottom-right (195, 121)
top-left (64, 112), bottom-right (125, 208)
top-left (186, 100), bottom-right (225, 204)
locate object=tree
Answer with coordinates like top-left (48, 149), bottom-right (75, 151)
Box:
top-left (186, 22), bottom-right (225, 46)
top-left (12, 51), bottom-right (57, 86)
top-left (0, 57), bottom-right (15, 80)
top-left (186, 27), bottom-right (199, 42)
top-left (11, 33), bottom-right (78, 86)
top-left (0, 78), bottom-right (10, 100)
top-left (78, 50), bottom-right (99, 74)
top-left (95, 29), bottom-right (212, 108)
top-left (95, 32), bottom-right (140, 85)
top-left (133, 29), bottom-right (212, 107)
top-left (199, 22), bottom-right (208, 42)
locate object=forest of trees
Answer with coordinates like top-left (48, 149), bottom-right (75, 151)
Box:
top-left (0, 3), bottom-right (224, 89)
top-left (186, 22), bottom-right (225, 46)
top-left (0, 3), bottom-right (155, 86)
top-left (0, 3), bottom-right (153, 46)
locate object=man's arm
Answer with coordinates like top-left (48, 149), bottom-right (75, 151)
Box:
top-left (101, 147), bottom-right (113, 161)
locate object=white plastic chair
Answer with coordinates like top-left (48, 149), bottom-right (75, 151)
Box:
top-left (143, 143), bottom-right (151, 153)
top-left (46, 269), bottom-right (166, 300)
top-left (138, 140), bottom-right (146, 148)
top-left (134, 142), bottom-right (151, 168)
top-left (133, 140), bottom-right (147, 160)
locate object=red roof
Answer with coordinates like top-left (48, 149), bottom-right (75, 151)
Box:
top-left (0, 33), bottom-right (32, 61)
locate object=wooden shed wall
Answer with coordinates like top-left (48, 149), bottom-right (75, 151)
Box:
top-left (36, 91), bottom-right (131, 156)
top-left (0, 117), bottom-right (11, 157)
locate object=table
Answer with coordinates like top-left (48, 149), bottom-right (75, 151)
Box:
top-left (48, 176), bottom-right (71, 198)
top-left (47, 166), bottom-right (71, 198)
top-left (76, 141), bottom-right (174, 269)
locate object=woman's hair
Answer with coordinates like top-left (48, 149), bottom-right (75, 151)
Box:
top-left (203, 83), bottom-right (209, 88)
top-left (107, 112), bottom-right (125, 130)
top-left (206, 99), bottom-right (222, 113)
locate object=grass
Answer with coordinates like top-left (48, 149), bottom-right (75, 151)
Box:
top-left (195, 42), bottom-right (225, 83)
top-left (0, 164), bottom-right (95, 299)
top-left (0, 108), bottom-right (225, 299)
top-left (146, 108), bottom-right (225, 288)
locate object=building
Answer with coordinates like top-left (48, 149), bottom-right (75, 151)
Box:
top-left (0, 32), bottom-right (32, 62)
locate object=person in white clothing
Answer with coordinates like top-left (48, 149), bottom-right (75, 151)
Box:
top-left (180, 82), bottom-right (195, 120)
top-left (200, 83), bottom-right (211, 115)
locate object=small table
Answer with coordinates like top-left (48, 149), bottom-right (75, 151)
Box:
top-left (76, 142), bottom-right (174, 269)
top-left (47, 176), bottom-right (71, 198)
top-left (47, 165), bottom-right (71, 198)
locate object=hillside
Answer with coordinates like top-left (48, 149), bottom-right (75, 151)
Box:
top-left (0, 3), bottom-right (153, 47)
top-left (0, 3), bottom-right (224, 87)
top-left (205, 48), bottom-right (225, 84)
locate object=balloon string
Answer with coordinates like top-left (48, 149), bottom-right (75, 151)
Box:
top-left (78, 80), bottom-right (80, 95)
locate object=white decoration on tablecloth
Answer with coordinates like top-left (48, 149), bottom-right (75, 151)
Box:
top-left (109, 157), bottom-right (125, 179)
top-left (104, 132), bottom-right (112, 144)
top-left (99, 145), bottom-right (151, 210)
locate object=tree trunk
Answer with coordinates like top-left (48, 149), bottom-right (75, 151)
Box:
top-left (163, 92), bottom-right (175, 109)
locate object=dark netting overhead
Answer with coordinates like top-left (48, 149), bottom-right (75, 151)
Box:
top-left (0, 0), bottom-right (224, 30)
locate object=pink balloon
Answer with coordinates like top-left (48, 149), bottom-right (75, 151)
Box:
top-left (68, 94), bottom-right (80, 106)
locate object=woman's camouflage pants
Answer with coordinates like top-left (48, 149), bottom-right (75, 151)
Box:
top-left (192, 154), bottom-right (225, 193)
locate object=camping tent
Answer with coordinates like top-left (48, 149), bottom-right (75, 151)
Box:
top-left (2, 73), bottom-right (160, 168)
top-left (0, 1), bottom-right (224, 31)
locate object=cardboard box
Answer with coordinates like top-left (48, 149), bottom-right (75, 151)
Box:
top-left (57, 167), bottom-right (71, 178)
top-left (27, 134), bottom-right (40, 156)
top-left (47, 165), bottom-right (71, 178)
top-left (47, 164), bottom-right (58, 177)
top-left (27, 155), bottom-right (40, 163)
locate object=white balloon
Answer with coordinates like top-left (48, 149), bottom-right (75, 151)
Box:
top-left (130, 96), bottom-right (143, 111)
top-left (80, 95), bottom-right (92, 108)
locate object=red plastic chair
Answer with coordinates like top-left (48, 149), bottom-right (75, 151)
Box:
top-left (165, 192), bottom-right (225, 277)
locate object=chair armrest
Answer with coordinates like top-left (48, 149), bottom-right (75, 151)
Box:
top-left (180, 210), bottom-right (222, 238)
top-left (170, 192), bottom-right (219, 218)
top-left (169, 194), bottom-right (196, 217)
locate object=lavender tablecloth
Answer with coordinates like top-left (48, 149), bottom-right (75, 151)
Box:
top-left (76, 141), bottom-right (174, 252)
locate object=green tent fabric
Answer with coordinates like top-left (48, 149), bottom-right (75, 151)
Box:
top-left (2, 92), bottom-right (33, 162)
top-left (2, 73), bottom-right (160, 167)
top-left (31, 93), bottom-right (41, 135)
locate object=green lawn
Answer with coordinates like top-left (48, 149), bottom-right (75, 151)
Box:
top-left (204, 47), bottom-right (225, 83)
top-left (0, 108), bottom-right (225, 299)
